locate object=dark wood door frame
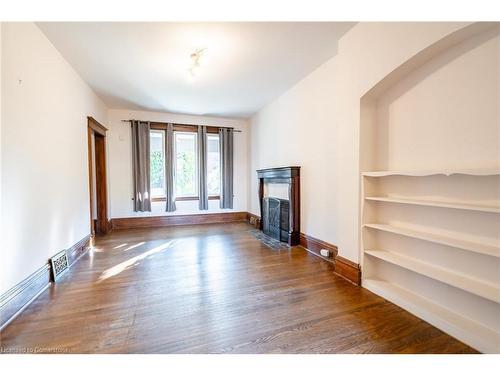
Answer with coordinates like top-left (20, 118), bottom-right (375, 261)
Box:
top-left (87, 116), bottom-right (109, 236)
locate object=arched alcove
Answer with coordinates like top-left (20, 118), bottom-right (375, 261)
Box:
top-left (358, 23), bottom-right (500, 353)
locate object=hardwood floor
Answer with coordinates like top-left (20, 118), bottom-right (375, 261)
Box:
top-left (0, 223), bottom-right (476, 353)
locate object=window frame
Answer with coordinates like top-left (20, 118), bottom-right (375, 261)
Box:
top-left (149, 125), bottom-right (221, 202)
top-left (174, 131), bottom-right (199, 199)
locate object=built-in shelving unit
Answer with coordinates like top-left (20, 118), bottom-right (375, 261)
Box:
top-left (361, 171), bottom-right (500, 353)
top-left (357, 26), bottom-right (500, 353)
top-left (361, 168), bottom-right (500, 353)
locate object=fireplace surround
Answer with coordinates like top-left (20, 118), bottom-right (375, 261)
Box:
top-left (257, 166), bottom-right (300, 246)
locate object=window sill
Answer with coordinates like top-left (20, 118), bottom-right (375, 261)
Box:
top-left (151, 196), bottom-right (220, 202)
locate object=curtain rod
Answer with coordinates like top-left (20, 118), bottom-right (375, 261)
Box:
top-left (121, 119), bottom-right (242, 133)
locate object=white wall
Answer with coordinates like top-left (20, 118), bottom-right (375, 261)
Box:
top-left (0, 23), bottom-right (108, 294)
top-left (107, 109), bottom-right (248, 218)
top-left (373, 32), bottom-right (500, 171)
top-left (249, 22), bottom-right (476, 263)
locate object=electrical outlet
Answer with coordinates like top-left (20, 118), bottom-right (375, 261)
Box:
top-left (320, 249), bottom-right (331, 257)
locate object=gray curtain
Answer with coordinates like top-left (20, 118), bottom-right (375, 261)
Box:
top-left (131, 120), bottom-right (152, 212)
top-left (165, 123), bottom-right (176, 212)
top-left (198, 126), bottom-right (208, 210)
top-left (219, 128), bottom-right (234, 209)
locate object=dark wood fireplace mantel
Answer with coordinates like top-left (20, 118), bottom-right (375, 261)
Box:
top-left (257, 166), bottom-right (300, 246)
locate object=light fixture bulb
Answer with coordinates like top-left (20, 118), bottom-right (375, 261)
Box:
top-left (187, 48), bottom-right (208, 80)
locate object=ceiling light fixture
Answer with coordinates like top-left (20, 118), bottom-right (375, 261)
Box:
top-left (188, 48), bottom-right (208, 80)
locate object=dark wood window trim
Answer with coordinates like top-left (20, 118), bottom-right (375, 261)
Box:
top-left (150, 123), bottom-right (220, 134)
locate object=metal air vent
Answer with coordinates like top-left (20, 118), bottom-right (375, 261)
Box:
top-left (50, 250), bottom-right (69, 281)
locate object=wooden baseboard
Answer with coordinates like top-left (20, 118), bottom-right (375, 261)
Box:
top-left (300, 233), bottom-right (360, 285)
top-left (333, 256), bottom-right (361, 286)
top-left (0, 235), bottom-right (91, 331)
top-left (0, 265), bottom-right (51, 330)
top-left (66, 235), bottom-right (92, 267)
top-left (246, 212), bottom-right (261, 228)
top-left (299, 232), bottom-right (360, 285)
top-left (110, 211), bottom-right (248, 230)
top-left (299, 233), bottom-right (338, 258)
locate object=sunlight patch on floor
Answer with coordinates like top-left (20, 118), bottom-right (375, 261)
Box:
top-left (98, 240), bottom-right (176, 282)
top-left (123, 242), bottom-right (145, 251)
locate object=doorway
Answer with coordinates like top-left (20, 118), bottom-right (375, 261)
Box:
top-left (87, 116), bottom-right (109, 236)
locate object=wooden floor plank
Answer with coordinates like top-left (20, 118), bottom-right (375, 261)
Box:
top-left (0, 223), bottom-right (477, 353)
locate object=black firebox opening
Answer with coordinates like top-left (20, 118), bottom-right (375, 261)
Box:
top-left (262, 197), bottom-right (290, 242)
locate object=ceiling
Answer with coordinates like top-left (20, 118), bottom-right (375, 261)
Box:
top-left (37, 22), bottom-right (355, 118)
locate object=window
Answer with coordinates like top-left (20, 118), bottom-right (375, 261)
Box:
top-left (207, 134), bottom-right (220, 195)
top-left (175, 132), bottom-right (198, 197)
top-left (149, 128), bottom-right (220, 200)
top-left (150, 130), bottom-right (165, 198)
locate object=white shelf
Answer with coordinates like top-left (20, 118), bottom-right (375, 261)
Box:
top-left (365, 250), bottom-right (500, 303)
top-left (362, 279), bottom-right (500, 353)
top-left (364, 223), bottom-right (500, 259)
top-left (362, 169), bottom-right (500, 177)
top-left (365, 196), bottom-right (500, 213)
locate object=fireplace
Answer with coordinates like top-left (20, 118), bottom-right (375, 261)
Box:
top-left (257, 166), bottom-right (300, 245)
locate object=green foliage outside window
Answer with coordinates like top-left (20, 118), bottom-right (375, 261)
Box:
top-left (177, 151), bottom-right (196, 195)
top-left (150, 150), bottom-right (164, 188)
